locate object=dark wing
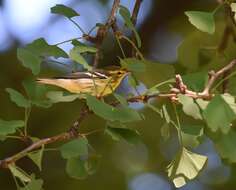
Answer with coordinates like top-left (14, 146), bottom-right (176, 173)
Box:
top-left (53, 70), bottom-right (109, 79)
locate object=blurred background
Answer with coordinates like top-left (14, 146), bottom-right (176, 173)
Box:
top-left (0, 0), bottom-right (236, 189)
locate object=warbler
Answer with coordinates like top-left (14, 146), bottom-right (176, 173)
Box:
top-left (37, 68), bottom-right (129, 97)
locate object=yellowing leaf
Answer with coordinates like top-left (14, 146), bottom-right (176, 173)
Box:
top-left (167, 147), bottom-right (207, 188)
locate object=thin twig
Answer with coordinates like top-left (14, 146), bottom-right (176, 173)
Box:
top-left (131, 0), bottom-right (143, 57)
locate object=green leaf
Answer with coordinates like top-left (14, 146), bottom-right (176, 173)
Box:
top-left (28, 146), bottom-right (44, 171)
top-left (23, 79), bottom-right (52, 108)
top-left (167, 147), bottom-right (207, 188)
top-left (134, 60), bottom-right (175, 87)
top-left (86, 95), bottom-right (142, 123)
top-left (119, 5), bottom-right (141, 47)
top-left (215, 130), bottom-right (236, 163)
top-left (69, 46), bottom-right (92, 70)
top-left (0, 119), bottom-right (24, 136)
top-left (203, 95), bottom-right (236, 134)
top-left (9, 164), bottom-right (31, 183)
top-left (182, 71), bottom-right (208, 91)
top-left (120, 58), bottom-right (146, 73)
top-left (178, 95), bottom-right (202, 120)
top-left (66, 157), bottom-right (88, 179)
top-left (72, 40), bottom-right (97, 53)
top-left (60, 138), bottom-right (88, 159)
top-left (46, 91), bottom-right (81, 103)
top-left (20, 175), bottom-right (43, 190)
top-left (26, 38), bottom-right (68, 58)
top-left (6, 88), bottom-right (31, 108)
top-left (105, 127), bottom-right (140, 145)
top-left (185, 11), bottom-right (215, 34)
top-left (17, 48), bottom-right (42, 75)
top-left (51, 4), bottom-right (80, 18)
top-left (181, 125), bottom-right (203, 148)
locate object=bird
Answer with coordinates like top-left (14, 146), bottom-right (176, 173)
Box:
top-left (37, 68), bottom-right (129, 97)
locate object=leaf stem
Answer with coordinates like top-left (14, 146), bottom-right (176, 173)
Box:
top-left (120, 35), bottom-right (144, 60)
top-left (54, 36), bottom-right (83, 46)
top-left (68, 18), bottom-right (86, 34)
top-left (172, 103), bottom-right (183, 147)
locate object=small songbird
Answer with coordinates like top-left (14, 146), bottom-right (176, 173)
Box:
top-left (37, 68), bottom-right (129, 97)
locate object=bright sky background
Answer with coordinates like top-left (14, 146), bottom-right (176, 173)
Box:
top-left (0, 0), bottom-right (152, 52)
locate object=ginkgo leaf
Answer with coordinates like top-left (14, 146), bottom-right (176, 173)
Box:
top-left (166, 147), bottom-right (207, 188)
top-left (20, 175), bottom-right (43, 190)
top-left (181, 125), bottom-right (203, 148)
top-left (203, 95), bottom-right (236, 134)
top-left (28, 146), bottom-right (44, 171)
top-left (69, 46), bottom-right (92, 70)
top-left (185, 11), bottom-right (215, 34)
top-left (178, 95), bottom-right (202, 120)
top-left (51, 4), bottom-right (79, 18)
top-left (215, 130), bottom-right (236, 163)
top-left (9, 164), bottom-right (31, 183)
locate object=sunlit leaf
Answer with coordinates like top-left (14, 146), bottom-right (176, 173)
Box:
top-left (69, 46), bottom-right (92, 70)
top-left (86, 95), bottom-right (142, 123)
top-left (66, 157), bottom-right (88, 179)
top-left (51, 4), bottom-right (79, 18)
top-left (46, 91), bottom-right (81, 103)
top-left (0, 119), bottom-right (24, 136)
top-left (17, 48), bottom-right (42, 75)
top-left (105, 127), bottom-right (141, 145)
top-left (6, 88), bottom-right (31, 108)
top-left (119, 5), bottom-right (141, 47)
top-left (60, 137), bottom-right (88, 159)
top-left (178, 95), bottom-right (202, 120)
top-left (9, 164), bottom-right (31, 183)
top-left (167, 147), bottom-right (207, 188)
top-left (203, 95), bottom-right (236, 134)
top-left (185, 11), bottom-right (215, 34)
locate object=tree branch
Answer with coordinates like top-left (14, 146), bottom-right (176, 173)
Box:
top-left (0, 59), bottom-right (236, 169)
top-left (92, 0), bottom-right (120, 68)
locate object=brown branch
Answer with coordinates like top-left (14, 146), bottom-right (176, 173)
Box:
top-left (1, 59), bottom-right (236, 169)
top-left (131, 0), bottom-right (143, 57)
top-left (92, 0), bottom-right (120, 68)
